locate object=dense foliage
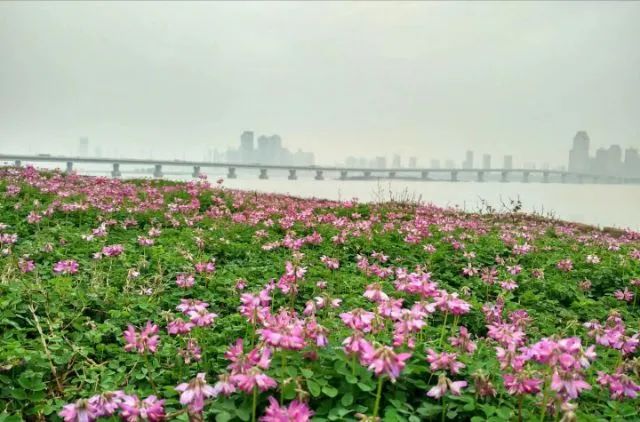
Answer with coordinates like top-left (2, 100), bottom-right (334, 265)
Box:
top-left (0, 166), bottom-right (639, 422)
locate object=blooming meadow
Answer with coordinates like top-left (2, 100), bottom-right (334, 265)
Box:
top-left (0, 166), bottom-right (639, 421)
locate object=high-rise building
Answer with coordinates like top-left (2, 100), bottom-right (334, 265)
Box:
top-left (392, 154), bottom-right (401, 168)
top-left (239, 131), bottom-right (254, 163)
top-left (624, 148), bottom-right (640, 177)
top-left (463, 151), bottom-right (474, 169)
top-left (374, 156), bottom-right (387, 169)
top-left (482, 154), bottom-right (491, 169)
top-left (409, 156), bottom-right (417, 168)
top-left (607, 145), bottom-right (623, 176)
top-left (430, 159), bottom-right (441, 169)
top-left (445, 159), bottom-right (455, 169)
top-left (503, 155), bottom-right (513, 169)
top-left (568, 131), bottom-right (590, 173)
top-left (78, 137), bottom-right (89, 157)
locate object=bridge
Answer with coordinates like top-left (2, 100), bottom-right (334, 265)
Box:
top-left (1, 154), bottom-right (638, 184)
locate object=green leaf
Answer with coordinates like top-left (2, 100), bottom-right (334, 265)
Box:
top-left (341, 393), bottom-right (354, 406)
top-left (322, 385), bottom-right (338, 398)
top-left (215, 411), bottom-right (232, 422)
top-left (357, 382), bottom-right (374, 392)
top-left (301, 368), bottom-right (313, 378)
top-left (307, 379), bottom-right (321, 397)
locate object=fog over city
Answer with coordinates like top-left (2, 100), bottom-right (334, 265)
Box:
top-left (1, 1), bottom-right (639, 167)
top-left (1, 1), bottom-right (640, 228)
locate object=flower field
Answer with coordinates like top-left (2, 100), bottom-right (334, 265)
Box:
top-left (0, 166), bottom-right (639, 422)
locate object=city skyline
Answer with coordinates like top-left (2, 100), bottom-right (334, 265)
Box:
top-left (60, 129), bottom-right (639, 178)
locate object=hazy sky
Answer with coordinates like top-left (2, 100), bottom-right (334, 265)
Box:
top-left (1, 1), bottom-right (639, 166)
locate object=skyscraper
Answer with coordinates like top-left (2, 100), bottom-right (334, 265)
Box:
top-left (463, 151), bottom-right (474, 169)
top-left (409, 156), bottom-right (417, 168)
top-left (624, 148), bottom-right (640, 177)
top-left (392, 154), bottom-right (401, 168)
top-left (240, 131), bottom-right (254, 163)
top-left (482, 154), bottom-right (491, 169)
top-left (568, 131), bottom-right (590, 173)
top-left (503, 155), bottom-right (513, 169)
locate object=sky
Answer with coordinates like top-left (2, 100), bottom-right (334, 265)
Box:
top-left (1, 1), bottom-right (639, 167)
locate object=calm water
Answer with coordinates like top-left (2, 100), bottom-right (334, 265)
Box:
top-left (22, 165), bottom-right (640, 230)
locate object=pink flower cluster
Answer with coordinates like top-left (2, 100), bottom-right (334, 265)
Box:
top-left (59, 392), bottom-right (164, 422)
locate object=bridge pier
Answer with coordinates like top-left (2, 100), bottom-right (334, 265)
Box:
top-left (501, 171), bottom-right (508, 183)
top-left (340, 170), bottom-right (348, 180)
top-left (523, 171), bottom-right (530, 183)
top-left (192, 166), bottom-right (201, 178)
top-left (450, 170), bottom-right (458, 182)
top-left (477, 171), bottom-right (485, 182)
top-left (388, 171), bottom-right (396, 178)
top-left (288, 169), bottom-right (297, 180)
top-left (314, 170), bottom-right (324, 180)
top-left (111, 163), bottom-right (121, 178)
top-left (421, 170), bottom-right (429, 180)
top-left (66, 161), bottom-right (73, 174)
top-left (14, 160), bottom-right (21, 167)
top-left (227, 167), bottom-right (237, 179)
top-left (153, 164), bottom-right (163, 179)
top-left (543, 171), bottom-right (549, 183)
top-left (363, 171), bottom-right (371, 178)
top-left (259, 169), bottom-right (268, 180)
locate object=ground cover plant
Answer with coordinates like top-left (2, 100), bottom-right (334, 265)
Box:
top-left (0, 165), bottom-right (638, 422)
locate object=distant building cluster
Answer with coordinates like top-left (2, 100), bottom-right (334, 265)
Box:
top-left (568, 131), bottom-right (639, 177)
top-left (225, 131), bottom-right (315, 166)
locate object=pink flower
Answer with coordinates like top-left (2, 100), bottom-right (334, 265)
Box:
top-left (503, 373), bottom-right (542, 395)
top-left (260, 397), bottom-right (314, 422)
top-left (188, 309), bottom-right (218, 327)
top-left (363, 283), bottom-right (389, 302)
top-left (258, 310), bottom-right (306, 350)
top-left (137, 236), bottom-right (154, 246)
top-left (175, 373), bottom-right (216, 413)
top-left (361, 345), bottom-right (412, 382)
top-left (88, 391), bottom-right (125, 417)
top-left (614, 288), bottom-right (634, 302)
top-left (167, 318), bottom-right (194, 335)
top-left (340, 309), bottom-right (376, 333)
top-left (118, 394), bottom-right (165, 422)
top-left (434, 290), bottom-right (471, 315)
top-left (176, 273), bottom-right (195, 288)
top-left (426, 349), bottom-right (465, 374)
top-left (59, 399), bottom-right (98, 422)
top-left (550, 370), bottom-right (591, 399)
top-left (500, 280), bottom-right (518, 291)
top-left (195, 261), bottom-right (216, 274)
top-left (598, 370), bottom-right (640, 400)
top-left (53, 259), bottom-right (79, 275)
top-left (18, 258), bottom-right (35, 273)
top-left (179, 339), bottom-right (202, 364)
top-left (176, 299), bottom-right (209, 314)
top-left (101, 244), bottom-right (124, 257)
top-left (320, 255), bottom-right (339, 270)
top-left (212, 374), bottom-right (237, 397)
top-left (427, 374), bottom-right (467, 399)
top-left (556, 259), bottom-right (573, 272)
top-left (123, 321), bottom-right (160, 354)
top-left (230, 368), bottom-right (278, 393)
top-left (235, 278), bottom-right (247, 290)
top-left (449, 326), bottom-right (477, 354)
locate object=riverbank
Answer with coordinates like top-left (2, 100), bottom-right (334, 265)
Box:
top-left (0, 167), bottom-right (639, 421)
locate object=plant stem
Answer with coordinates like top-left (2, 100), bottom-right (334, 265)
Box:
top-left (144, 353), bottom-right (157, 394)
top-left (252, 387), bottom-right (258, 422)
top-left (438, 311), bottom-right (449, 347)
top-left (373, 376), bottom-right (384, 419)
